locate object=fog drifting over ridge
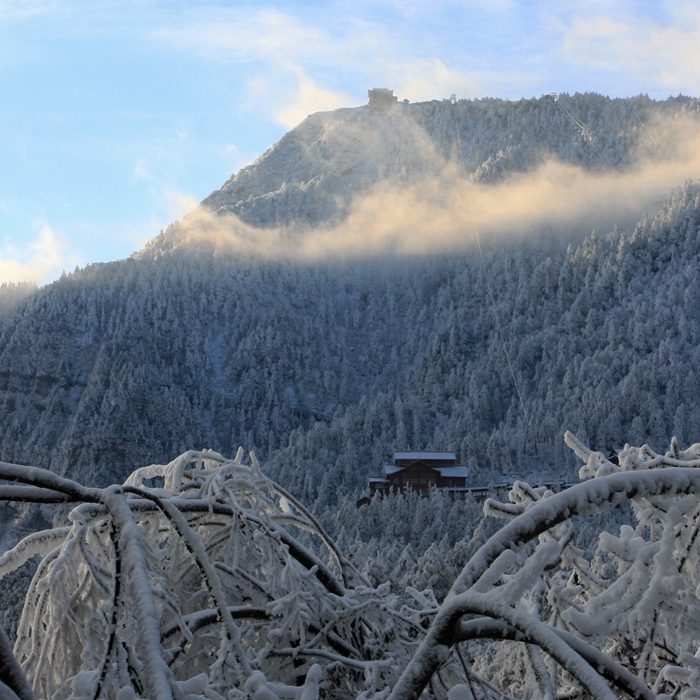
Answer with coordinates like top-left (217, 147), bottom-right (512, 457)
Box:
top-left (152, 109), bottom-right (700, 260)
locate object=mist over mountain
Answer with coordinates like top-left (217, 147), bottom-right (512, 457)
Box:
top-left (196, 92), bottom-right (699, 231)
top-left (1, 92), bottom-right (700, 543)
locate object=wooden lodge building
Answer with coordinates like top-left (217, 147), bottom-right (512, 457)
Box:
top-left (368, 450), bottom-right (469, 496)
top-left (361, 450), bottom-right (571, 505)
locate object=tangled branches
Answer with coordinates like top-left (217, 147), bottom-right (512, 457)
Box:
top-left (388, 433), bottom-right (700, 699)
top-left (5, 433), bottom-right (700, 699)
top-left (0, 450), bottom-right (432, 700)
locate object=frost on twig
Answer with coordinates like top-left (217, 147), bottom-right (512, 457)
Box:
top-left (8, 434), bottom-right (700, 699)
top-left (0, 451), bottom-right (431, 700)
top-left (388, 432), bottom-right (700, 700)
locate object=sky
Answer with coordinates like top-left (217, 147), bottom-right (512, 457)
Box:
top-left (1, 0), bottom-right (699, 285)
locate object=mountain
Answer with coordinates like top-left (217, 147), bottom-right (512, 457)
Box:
top-left (197, 93), bottom-right (697, 229)
top-left (1, 92), bottom-right (700, 534)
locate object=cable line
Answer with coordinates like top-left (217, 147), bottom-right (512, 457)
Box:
top-left (474, 228), bottom-right (531, 430)
top-left (451, 100), bottom-right (533, 442)
top-left (544, 93), bottom-right (594, 143)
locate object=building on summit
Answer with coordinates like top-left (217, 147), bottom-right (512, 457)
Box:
top-left (368, 88), bottom-right (398, 113)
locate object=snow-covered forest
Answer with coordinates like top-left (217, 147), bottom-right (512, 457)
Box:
top-left (2, 92), bottom-right (700, 697)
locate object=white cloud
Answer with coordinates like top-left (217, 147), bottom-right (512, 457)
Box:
top-left (0, 0), bottom-right (57, 22)
top-left (152, 7), bottom-right (487, 125)
top-left (0, 225), bottom-right (71, 284)
top-left (173, 111), bottom-right (700, 261)
top-left (0, 214), bottom-right (170, 287)
top-left (276, 68), bottom-right (352, 128)
top-left (387, 58), bottom-right (483, 102)
top-left (558, 7), bottom-right (700, 94)
top-left (147, 1), bottom-right (700, 108)
top-left (164, 189), bottom-right (199, 221)
top-left (150, 9), bottom-right (343, 64)
top-left (246, 64), bottom-right (354, 129)
top-left (133, 159), bottom-right (150, 180)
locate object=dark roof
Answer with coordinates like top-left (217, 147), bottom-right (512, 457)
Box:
top-left (393, 450), bottom-right (457, 462)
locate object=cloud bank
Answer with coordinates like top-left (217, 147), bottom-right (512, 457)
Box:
top-left (170, 113), bottom-right (700, 259)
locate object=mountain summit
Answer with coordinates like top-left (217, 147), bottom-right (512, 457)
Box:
top-left (136, 92), bottom-right (700, 262)
top-left (194, 93), bottom-right (698, 229)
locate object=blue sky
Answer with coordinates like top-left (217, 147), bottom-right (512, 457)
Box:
top-left (1, 0), bottom-right (699, 284)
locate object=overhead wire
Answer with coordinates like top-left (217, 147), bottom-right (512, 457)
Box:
top-left (545, 93), bottom-right (594, 143)
top-left (450, 98), bottom-right (533, 443)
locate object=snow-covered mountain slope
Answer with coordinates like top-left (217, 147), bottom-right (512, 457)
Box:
top-left (1, 94), bottom-right (700, 517)
top-left (195, 93), bottom-right (699, 229)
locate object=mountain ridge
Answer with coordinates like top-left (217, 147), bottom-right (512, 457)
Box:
top-left (1, 93), bottom-right (699, 520)
top-left (191, 92), bottom-right (699, 230)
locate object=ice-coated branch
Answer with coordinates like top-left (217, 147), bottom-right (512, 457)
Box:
top-left (388, 466), bottom-right (700, 699)
top-left (455, 618), bottom-right (655, 700)
top-left (122, 484), bottom-right (253, 679)
top-left (452, 467), bottom-right (700, 596)
top-left (206, 489), bottom-right (348, 597)
top-left (525, 643), bottom-right (555, 700)
top-left (160, 606), bottom-right (270, 641)
top-left (0, 486), bottom-right (75, 503)
top-left (389, 590), bottom-right (618, 700)
top-left (0, 528), bottom-right (70, 581)
top-left (92, 519), bottom-right (122, 700)
top-left (0, 624), bottom-right (35, 700)
top-left (0, 461), bottom-right (101, 502)
top-left (263, 475), bottom-right (365, 588)
top-left (2, 449), bottom-right (426, 700)
top-left (23, 493), bottom-right (348, 598)
top-left (100, 487), bottom-right (176, 700)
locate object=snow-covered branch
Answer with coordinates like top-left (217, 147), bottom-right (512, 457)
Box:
top-left (1, 451), bottom-right (427, 700)
top-left (389, 433), bottom-right (700, 699)
top-left (6, 433), bottom-right (700, 699)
